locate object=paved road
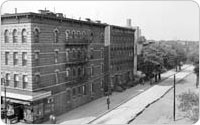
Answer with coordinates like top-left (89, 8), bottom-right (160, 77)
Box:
top-left (44, 65), bottom-right (190, 124)
top-left (130, 73), bottom-right (198, 124)
top-left (90, 65), bottom-right (194, 124)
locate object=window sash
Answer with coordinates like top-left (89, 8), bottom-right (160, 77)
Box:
top-left (14, 52), bottom-right (18, 59)
top-left (23, 53), bottom-right (28, 60)
top-left (14, 75), bottom-right (19, 81)
top-left (35, 52), bottom-right (39, 60)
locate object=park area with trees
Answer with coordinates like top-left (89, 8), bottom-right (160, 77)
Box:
top-left (137, 40), bottom-right (199, 84)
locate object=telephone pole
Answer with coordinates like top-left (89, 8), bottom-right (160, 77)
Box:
top-left (173, 74), bottom-right (176, 121)
top-left (1, 78), bottom-right (7, 123)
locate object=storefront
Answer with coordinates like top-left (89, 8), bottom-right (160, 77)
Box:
top-left (1, 89), bottom-right (52, 123)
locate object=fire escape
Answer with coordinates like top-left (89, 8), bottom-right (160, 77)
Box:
top-left (65, 37), bottom-right (92, 85)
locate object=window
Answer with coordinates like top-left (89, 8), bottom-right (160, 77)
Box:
top-left (91, 66), bottom-right (94, 76)
top-left (101, 64), bottom-right (104, 73)
top-left (100, 80), bottom-right (104, 89)
top-left (83, 85), bottom-right (86, 95)
top-left (77, 31), bottom-right (80, 38)
top-left (101, 48), bottom-right (104, 58)
top-left (22, 52), bottom-right (28, 66)
top-left (22, 29), bottom-right (27, 43)
top-left (13, 52), bottom-right (18, 65)
top-left (91, 83), bottom-right (94, 93)
top-left (65, 31), bottom-right (69, 41)
top-left (13, 29), bottom-right (17, 43)
top-left (90, 49), bottom-right (94, 59)
top-left (14, 74), bottom-right (19, 87)
top-left (23, 75), bottom-right (28, 89)
top-left (66, 51), bottom-right (69, 62)
top-left (35, 74), bottom-right (40, 84)
top-left (34, 28), bottom-right (39, 43)
top-left (77, 49), bottom-right (81, 59)
top-left (5, 52), bottom-right (9, 65)
top-left (72, 31), bottom-right (75, 39)
top-left (78, 86), bottom-right (82, 94)
top-left (5, 73), bottom-right (10, 86)
top-left (72, 88), bottom-right (76, 96)
top-left (66, 68), bottom-right (70, 78)
top-left (54, 51), bottom-right (58, 63)
top-left (54, 30), bottom-right (59, 43)
top-left (55, 70), bottom-right (59, 84)
top-left (73, 68), bottom-right (76, 78)
top-left (35, 52), bottom-right (40, 65)
top-left (4, 30), bottom-right (9, 43)
top-left (82, 31), bottom-right (86, 39)
top-left (78, 67), bottom-right (82, 77)
top-left (72, 49), bottom-right (77, 59)
top-left (33, 103), bottom-right (44, 120)
top-left (91, 32), bottom-right (94, 37)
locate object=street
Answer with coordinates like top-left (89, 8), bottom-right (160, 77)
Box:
top-left (90, 65), bottom-right (194, 124)
top-left (130, 70), bottom-right (198, 124)
top-left (44, 65), bottom-right (193, 124)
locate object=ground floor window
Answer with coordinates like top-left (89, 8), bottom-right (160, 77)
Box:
top-left (72, 88), bottom-right (76, 96)
top-left (33, 103), bottom-right (44, 121)
top-left (24, 106), bottom-right (33, 122)
top-left (83, 85), bottom-right (86, 95)
top-left (44, 103), bottom-right (54, 115)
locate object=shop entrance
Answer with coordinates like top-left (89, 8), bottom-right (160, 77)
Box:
top-left (14, 103), bottom-right (24, 121)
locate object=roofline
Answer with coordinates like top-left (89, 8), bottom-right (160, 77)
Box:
top-left (1, 12), bottom-right (108, 27)
top-left (110, 25), bottom-right (136, 31)
top-left (1, 12), bottom-right (137, 31)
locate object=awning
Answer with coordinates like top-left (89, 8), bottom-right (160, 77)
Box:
top-left (1, 88), bottom-right (51, 102)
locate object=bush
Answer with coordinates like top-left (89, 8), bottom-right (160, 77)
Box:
top-left (178, 90), bottom-right (199, 122)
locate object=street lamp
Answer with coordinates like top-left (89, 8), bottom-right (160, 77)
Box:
top-left (1, 78), bottom-right (7, 123)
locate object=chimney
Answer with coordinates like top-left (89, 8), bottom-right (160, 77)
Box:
top-left (15, 8), bottom-right (17, 14)
top-left (126, 19), bottom-right (132, 27)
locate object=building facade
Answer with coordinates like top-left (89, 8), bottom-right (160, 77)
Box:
top-left (1, 10), bottom-right (136, 123)
top-left (109, 25), bottom-right (135, 91)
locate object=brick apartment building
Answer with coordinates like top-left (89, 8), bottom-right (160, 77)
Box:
top-left (1, 10), bottom-right (138, 123)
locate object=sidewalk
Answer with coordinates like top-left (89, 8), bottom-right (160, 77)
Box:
top-left (130, 72), bottom-right (198, 124)
top-left (91, 65), bottom-right (193, 124)
top-left (44, 64), bottom-right (191, 124)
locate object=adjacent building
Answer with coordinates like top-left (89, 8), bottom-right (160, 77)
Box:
top-left (1, 10), bottom-right (138, 123)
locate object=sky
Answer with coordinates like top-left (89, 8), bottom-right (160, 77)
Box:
top-left (1, 1), bottom-right (199, 41)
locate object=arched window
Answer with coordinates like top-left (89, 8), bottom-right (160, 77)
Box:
top-left (35, 74), bottom-right (40, 84)
top-left (73, 68), bottom-right (76, 77)
top-left (4, 30), bottom-right (9, 43)
top-left (91, 65), bottom-right (94, 76)
top-left (34, 28), bottom-right (39, 43)
top-left (82, 31), bottom-right (86, 39)
top-left (13, 29), bottom-right (17, 43)
top-left (72, 30), bottom-right (75, 39)
top-left (77, 31), bottom-right (80, 39)
top-left (78, 67), bottom-right (82, 77)
top-left (66, 68), bottom-right (70, 78)
top-left (77, 49), bottom-right (81, 59)
top-left (54, 30), bottom-right (59, 43)
top-left (72, 49), bottom-right (77, 59)
top-left (65, 30), bottom-right (70, 41)
top-left (55, 70), bottom-right (59, 84)
top-left (22, 29), bottom-right (27, 43)
top-left (66, 50), bottom-right (69, 61)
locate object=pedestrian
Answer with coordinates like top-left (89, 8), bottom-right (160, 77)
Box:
top-left (106, 96), bottom-right (110, 110)
top-left (49, 114), bottom-right (56, 124)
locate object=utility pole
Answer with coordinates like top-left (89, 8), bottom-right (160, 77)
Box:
top-left (173, 74), bottom-right (176, 121)
top-left (1, 78), bottom-right (7, 123)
